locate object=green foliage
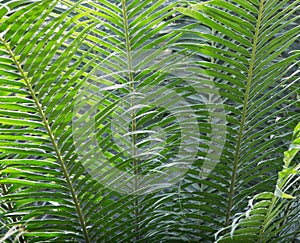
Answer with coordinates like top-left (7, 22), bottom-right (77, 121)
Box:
top-left (0, 0), bottom-right (299, 242)
top-left (216, 122), bottom-right (300, 242)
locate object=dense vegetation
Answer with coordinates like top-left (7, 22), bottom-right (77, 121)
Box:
top-left (0, 0), bottom-right (299, 242)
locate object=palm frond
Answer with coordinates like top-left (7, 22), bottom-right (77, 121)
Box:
top-left (0, 0), bottom-right (94, 241)
top-left (0, 0), bottom-right (299, 242)
top-left (217, 122), bottom-right (300, 242)
top-left (177, 0), bottom-right (300, 240)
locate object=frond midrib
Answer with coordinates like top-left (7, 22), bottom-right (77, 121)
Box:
top-left (0, 36), bottom-right (91, 243)
top-left (225, 0), bottom-right (265, 226)
top-left (121, 0), bottom-right (140, 239)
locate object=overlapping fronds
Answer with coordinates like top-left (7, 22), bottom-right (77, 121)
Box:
top-left (177, 0), bottom-right (300, 241)
top-left (0, 0), bottom-right (299, 242)
top-left (216, 122), bottom-right (299, 242)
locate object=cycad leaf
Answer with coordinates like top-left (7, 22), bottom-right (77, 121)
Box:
top-left (0, 0), bottom-right (299, 242)
top-left (179, 0), bottom-right (300, 241)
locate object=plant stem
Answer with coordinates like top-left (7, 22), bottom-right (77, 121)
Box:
top-left (225, 0), bottom-right (265, 226)
top-left (0, 37), bottom-right (91, 243)
top-left (121, 0), bottom-right (140, 240)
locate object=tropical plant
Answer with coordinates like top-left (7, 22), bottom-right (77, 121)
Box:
top-left (0, 0), bottom-right (299, 242)
top-left (216, 121), bottom-right (300, 242)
